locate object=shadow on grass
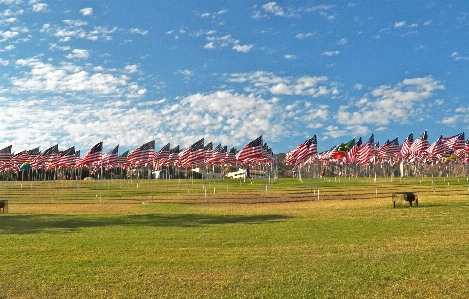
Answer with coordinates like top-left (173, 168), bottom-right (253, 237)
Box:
top-left (0, 213), bottom-right (292, 234)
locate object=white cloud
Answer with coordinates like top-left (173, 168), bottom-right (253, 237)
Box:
top-left (0, 89), bottom-right (293, 151)
top-left (31, 2), bottom-right (48, 12)
top-left (0, 30), bottom-right (19, 42)
top-left (322, 51), bottom-right (339, 56)
top-left (65, 49), bottom-right (89, 59)
top-left (124, 65), bottom-right (139, 73)
top-left (306, 5), bottom-right (336, 20)
top-left (232, 44), bottom-right (253, 53)
top-left (129, 28), bottom-right (148, 35)
top-left (295, 32), bottom-right (313, 39)
top-left (336, 76), bottom-right (444, 127)
top-left (441, 116), bottom-right (458, 125)
top-left (168, 91), bottom-right (286, 143)
top-left (336, 38), bottom-right (348, 45)
top-left (394, 21), bottom-right (406, 28)
top-left (203, 42), bottom-right (215, 49)
top-left (263, 2), bottom-right (286, 17)
top-left (63, 19), bottom-right (87, 27)
top-left (228, 71), bottom-right (339, 98)
top-left (41, 22), bottom-right (118, 42)
top-left (284, 54), bottom-right (296, 60)
top-left (451, 52), bottom-right (469, 61)
top-left (177, 69), bottom-right (193, 76)
top-left (203, 34), bottom-right (252, 53)
top-left (80, 7), bottom-right (93, 16)
top-left (11, 57), bottom-right (145, 98)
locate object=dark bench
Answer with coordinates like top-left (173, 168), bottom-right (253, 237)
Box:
top-left (392, 192), bottom-right (418, 208)
top-left (0, 200), bottom-right (8, 214)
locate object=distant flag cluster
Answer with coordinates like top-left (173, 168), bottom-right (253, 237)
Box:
top-left (286, 131), bottom-right (469, 167)
top-left (0, 135), bottom-right (275, 173)
top-left (3, 130), bottom-right (466, 174)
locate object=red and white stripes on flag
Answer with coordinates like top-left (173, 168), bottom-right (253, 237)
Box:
top-left (128, 140), bottom-right (155, 167)
top-left (287, 135), bottom-right (317, 166)
top-left (101, 145), bottom-right (119, 168)
top-left (235, 135), bottom-right (263, 163)
top-left (154, 143), bottom-right (170, 167)
top-left (0, 145), bottom-right (12, 165)
top-left (442, 132), bottom-right (465, 152)
top-left (399, 133), bottom-right (413, 162)
top-left (165, 145), bottom-right (180, 166)
top-left (32, 144), bottom-right (59, 169)
top-left (77, 142), bottom-right (103, 167)
top-left (409, 130), bottom-right (429, 159)
top-left (179, 138), bottom-right (204, 167)
top-left (376, 137), bottom-right (400, 163)
top-left (225, 147), bottom-right (237, 166)
top-left (358, 134), bottom-right (374, 166)
top-left (57, 146), bottom-right (76, 168)
top-left (346, 137), bottom-right (362, 163)
top-left (425, 136), bottom-right (446, 160)
top-left (205, 143), bottom-right (224, 165)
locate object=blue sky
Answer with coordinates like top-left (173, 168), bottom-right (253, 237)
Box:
top-left (1, 0), bottom-right (468, 155)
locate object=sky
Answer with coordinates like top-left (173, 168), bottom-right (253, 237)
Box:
top-left (1, 0), bottom-right (469, 156)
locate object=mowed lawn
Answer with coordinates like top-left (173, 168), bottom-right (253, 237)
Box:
top-left (1, 177), bottom-right (469, 298)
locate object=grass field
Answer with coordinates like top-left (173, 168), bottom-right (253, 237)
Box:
top-left (1, 176), bottom-right (469, 298)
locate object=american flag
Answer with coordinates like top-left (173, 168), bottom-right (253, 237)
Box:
top-left (425, 136), bottom-right (446, 160)
top-left (10, 150), bottom-right (28, 167)
top-left (102, 145), bottom-right (119, 167)
top-left (225, 147), bottom-right (237, 165)
top-left (204, 142), bottom-right (213, 163)
top-left (77, 142), bottom-right (103, 166)
top-left (400, 133), bottom-right (413, 162)
top-left (346, 137), bottom-right (362, 163)
top-left (128, 140), bottom-right (155, 167)
top-left (32, 144), bottom-right (59, 169)
top-left (218, 145), bottom-right (228, 165)
top-left (206, 143), bottom-right (224, 165)
top-left (259, 143), bottom-right (273, 165)
top-left (317, 146), bottom-right (336, 161)
top-left (118, 150), bottom-right (129, 168)
top-left (75, 150), bottom-right (81, 166)
top-left (376, 137), bottom-right (400, 163)
top-left (57, 146), bottom-right (76, 168)
top-left (294, 135), bottom-right (317, 166)
top-left (27, 147), bottom-right (41, 156)
top-left (286, 143), bottom-right (302, 165)
top-left (442, 132), bottom-right (465, 152)
top-left (154, 143), bottom-right (170, 167)
top-left (286, 136), bottom-right (316, 166)
top-left (179, 138), bottom-right (204, 167)
top-left (387, 137), bottom-right (400, 162)
top-left (358, 133), bottom-right (374, 166)
top-left (409, 130), bottom-right (429, 156)
top-left (0, 145), bottom-right (12, 164)
top-left (165, 145), bottom-right (180, 166)
top-left (235, 135), bottom-right (263, 162)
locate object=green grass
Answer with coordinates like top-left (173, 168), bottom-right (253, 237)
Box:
top-left (1, 177), bottom-right (469, 298)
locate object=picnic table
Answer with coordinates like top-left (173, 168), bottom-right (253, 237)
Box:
top-left (0, 200), bottom-right (8, 213)
top-left (392, 192), bottom-right (418, 208)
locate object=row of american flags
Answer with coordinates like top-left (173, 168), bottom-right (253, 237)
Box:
top-left (0, 136), bottom-right (274, 172)
top-left (286, 131), bottom-right (468, 167)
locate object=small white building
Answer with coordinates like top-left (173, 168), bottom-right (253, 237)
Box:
top-left (226, 168), bottom-right (268, 179)
top-left (191, 168), bottom-right (222, 179)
